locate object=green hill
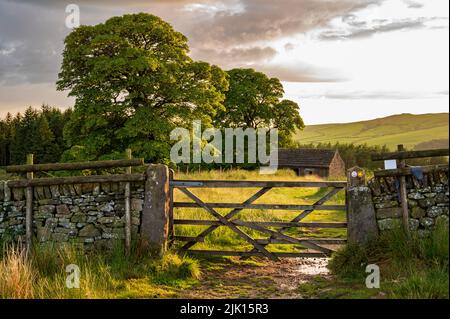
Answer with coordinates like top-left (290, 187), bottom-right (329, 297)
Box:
top-left (296, 113), bottom-right (449, 150)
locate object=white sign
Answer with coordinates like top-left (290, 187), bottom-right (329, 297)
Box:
top-left (384, 160), bottom-right (397, 170)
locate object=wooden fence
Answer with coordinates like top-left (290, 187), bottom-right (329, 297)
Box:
top-left (5, 150), bottom-right (145, 253)
top-left (8, 143), bottom-right (443, 258)
top-left (169, 179), bottom-right (347, 260)
top-left (371, 145), bottom-right (449, 233)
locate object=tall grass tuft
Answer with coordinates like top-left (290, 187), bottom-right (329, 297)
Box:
top-left (0, 240), bottom-right (202, 299)
top-left (0, 244), bottom-right (35, 298)
top-left (421, 219), bottom-right (449, 266)
top-left (390, 264), bottom-right (449, 299)
top-left (329, 220), bottom-right (449, 299)
top-left (327, 243), bottom-right (368, 281)
top-left (149, 253), bottom-right (201, 285)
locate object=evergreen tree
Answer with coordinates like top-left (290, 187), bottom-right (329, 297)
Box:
top-left (1, 106), bottom-right (71, 165)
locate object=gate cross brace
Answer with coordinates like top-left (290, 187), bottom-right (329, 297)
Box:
top-left (246, 187), bottom-right (343, 256)
top-left (180, 187), bottom-right (271, 250)
top-left (179, 187), bottom-right (278, 261)
top-left (233, 220), bottom-right (334, 255)
top-left (288, 188), bottom-right (342, 225)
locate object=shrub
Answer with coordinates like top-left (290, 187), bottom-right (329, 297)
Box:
top-left (328, 243), bottom-right (368, 280)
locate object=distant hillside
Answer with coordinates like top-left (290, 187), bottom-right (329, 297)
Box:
top-left (296, 113), bottom-right (449, 150)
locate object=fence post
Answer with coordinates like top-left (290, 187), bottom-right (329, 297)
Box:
top-left (346, 166), bottom-right (378, 245)
top-left (168, 169), bottom-right (174, 245)
top-left (397, 144), bottom-right (410, 235)
top-left (141, 164), bottom-right (170, 255)
top-left (124, 148), bottom-right (132, 255)
top-left (25, 154), bottom-right (34, 253)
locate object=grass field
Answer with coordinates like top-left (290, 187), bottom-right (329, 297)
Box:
top-left (172, 169), bottom-right (347, 254)
top-left (296, 113), bottom-right (449, 150)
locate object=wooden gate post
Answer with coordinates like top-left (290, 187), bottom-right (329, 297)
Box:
top-left (346, 167), bottom-right (378, 245)
top-left (141, 164), bottom-right (170, 256)
top-left (168, 169), bottom-right (175, 244)
top-left (25, 154), bottom-right (34, 253)
top-left (397, 144), bottom-right (410, 235)
top-left (124, 148), bottom-right (132, 255)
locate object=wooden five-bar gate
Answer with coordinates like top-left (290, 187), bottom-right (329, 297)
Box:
top-left (169, 179), bottom-right (348, 260)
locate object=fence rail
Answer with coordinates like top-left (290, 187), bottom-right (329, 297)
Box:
top-left (186, 250), bottom-right (329, 258)
top-left (6, 173), bottom-right (146, 188)
top-left (6, 158), bottom-right (144, 173)
top-left (171, 180), bottom-right (347, 188)
top-left (4, 150), bottom-right (143, 255)
top-left (374, 164), bottom-right (448, 177)
top-left (173, 219), bottom-right (347, 228)
top-left (371, 145), bottom-right (449, 235)
top-left (371, 148), bottom-right (449, 161)
top-left (174, 202), bottom-right (346, 211)
top-left (172, 236), bottom-right (347, 245)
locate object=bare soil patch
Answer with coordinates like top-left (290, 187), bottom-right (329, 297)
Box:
top-left (178, 257), bottom-right (331, 299)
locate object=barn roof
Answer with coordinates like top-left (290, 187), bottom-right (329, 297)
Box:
top-left (278, 148), bottom-right (339, 168)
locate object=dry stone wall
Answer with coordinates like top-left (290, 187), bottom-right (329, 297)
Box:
top-left (0, 181), bottom-right (145, 249)
top-left (368, 168), bottom-right (449, 237)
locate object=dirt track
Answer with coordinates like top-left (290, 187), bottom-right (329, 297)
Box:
top-left (178, 258), bottom-right (331, 299)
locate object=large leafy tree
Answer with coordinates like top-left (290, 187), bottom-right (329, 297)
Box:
top-left (215, 68), bottom-right (304, 146)
top-left (57, 13), bottom-right (228, 162)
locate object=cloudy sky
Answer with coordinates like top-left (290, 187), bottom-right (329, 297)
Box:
top-left (0, 0), bottom-right (448, 124)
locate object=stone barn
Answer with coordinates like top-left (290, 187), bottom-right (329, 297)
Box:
top-left (278, 148), bottom-right (346, 177)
